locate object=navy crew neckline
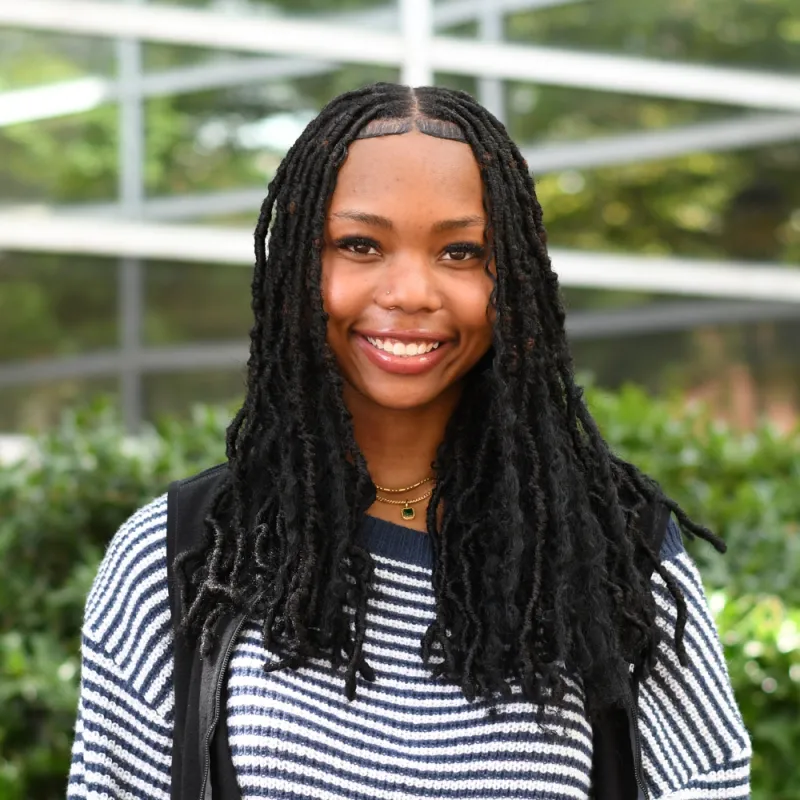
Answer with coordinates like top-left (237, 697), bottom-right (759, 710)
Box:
top-left (359, 514), bottom-right (683, 571)
top-left (360, 515), bottom-right (433, 570)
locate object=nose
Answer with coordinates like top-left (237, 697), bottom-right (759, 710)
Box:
top-left (376, 251), bottom-right (443, 313)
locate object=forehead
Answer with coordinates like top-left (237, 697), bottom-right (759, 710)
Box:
top-left (330, 131), bottom-right (484, 212)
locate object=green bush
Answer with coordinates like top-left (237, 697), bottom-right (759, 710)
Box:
top-left (588, 384), bottom-right (800, 604)
top-left (0, 390), bottom-right (798, 799)
top-left (0, 400), bottom-right (229, 800)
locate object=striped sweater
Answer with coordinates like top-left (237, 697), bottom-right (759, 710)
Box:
top-left (68, 494), bottom-right (751, 799)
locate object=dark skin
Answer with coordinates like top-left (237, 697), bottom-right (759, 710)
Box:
top-left (321, 131), bottom-right (495, 531)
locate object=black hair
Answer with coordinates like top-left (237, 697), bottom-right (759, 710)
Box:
top-left (176, 82), bottom-right (724, 718)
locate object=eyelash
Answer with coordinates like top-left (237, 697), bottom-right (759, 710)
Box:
top-left (334, 236), bottom-right (379, 255)
top-left (334, 237), bottom-right (486, 262)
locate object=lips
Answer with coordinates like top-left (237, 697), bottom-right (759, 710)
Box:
top-left (354, 331), bottom-right (452, 375)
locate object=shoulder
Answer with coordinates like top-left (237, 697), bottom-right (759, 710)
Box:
top-left (652, 517), bottom-right (719, 646)
top-left (658, 516), bottom-right (685, 562)
top-left (640, 517), bottom-right (751, 795)
top-left (82, 493), bottom-right (174, 715)
top-left (85, 493), bottom-right (169, 631)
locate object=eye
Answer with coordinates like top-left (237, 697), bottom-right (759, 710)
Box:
top-left (442, 242), bottom-right (487, 262)
top-left (335, 236), bottom-right (380, 256)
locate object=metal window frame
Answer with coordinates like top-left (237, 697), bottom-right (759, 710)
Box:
top-left (2, 1), bottom-right (800, 110)
top-left (4, 298), bottom-right (800, 390)
top-left (0, 0), bottom-right (580, 128)
top-left (1, 211), bottom-right (799, 303)
top-left (45, 111), bottom-right (800, 225)
top-left (3, 0), bottom-right (800, 427)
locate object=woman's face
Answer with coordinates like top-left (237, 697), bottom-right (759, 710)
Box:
top-left (321, 130), bottom-right (494, 413)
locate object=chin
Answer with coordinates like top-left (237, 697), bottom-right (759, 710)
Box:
top-left (363, 386), bottom-right (445, 412)
top-left (349, 371), bottom-right (462, 412)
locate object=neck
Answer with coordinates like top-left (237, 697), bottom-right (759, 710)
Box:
top-left (344, 386), bottom-right (461, 489)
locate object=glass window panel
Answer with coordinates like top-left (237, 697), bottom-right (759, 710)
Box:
top-left (434, 73), bottom-right (478, 96)
top-left (571, 311), bottom-right (800, 428)
top-left (0, 29), bottom-right (115, 90)
top-left (143, 42), bottom-right (223, 71)
top-left (0, 107), bottom-right (120, 204)
top-left (508, 84), bottom-right (731, 144)
top-left (143, 260), bottom-right (252, 345)
top-left (0, 377), bottom-right (118, 432)
top-left (0, 30), bottom-right (119, 205)
top-left (534, 144), bottom-right (800, 263)
top-left (143, 62), bottom-right (398, 197)
top-left (145, 0), bottom-right (401, 33)
top-left (143, 368), bottom-right (243, 422)
top-left (506, 0), bottom-right (799, 72)
top-left (0, 253), bottom-right (118, 362)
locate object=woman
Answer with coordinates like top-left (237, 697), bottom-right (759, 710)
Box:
top-left (68, 83), bottom-right (750, 799)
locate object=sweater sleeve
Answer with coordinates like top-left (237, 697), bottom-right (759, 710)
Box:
top-left (637, 520), bottom-right (752, 799)
top-left (67, 496), bottom-right (174, 800)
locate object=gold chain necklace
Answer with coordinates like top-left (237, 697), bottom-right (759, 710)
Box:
top-left (374, 476), bottom-right (434, 521)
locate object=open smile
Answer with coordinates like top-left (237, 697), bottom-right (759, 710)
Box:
top-left (354, 332), bottom-right (452, 375)
top-left (364, 336), bottom-right (441, 358)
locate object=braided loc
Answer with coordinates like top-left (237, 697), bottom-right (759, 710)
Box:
top-left (176, 83), bottom-right (724, 715)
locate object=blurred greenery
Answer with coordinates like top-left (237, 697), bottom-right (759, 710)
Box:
top-left (0, 388), bottom-right (798, 798)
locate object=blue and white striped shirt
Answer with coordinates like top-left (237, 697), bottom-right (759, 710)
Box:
top-left (67, 495), bottom-right (750, 799)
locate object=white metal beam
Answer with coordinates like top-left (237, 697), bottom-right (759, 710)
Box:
top-left (0, 77), bottom-right (114, 127)
top-left (0, 344), bottom-right (249, 389)
top-left (331, 0), bottom-right (581, 31)
top-left (431, 38), bottom-right (800, 111)
top-left (521, 113), bottom-right (800, 173)
top-left (566, 299), bottom-right (800, 340)
top-left (0, 1), bottom-right (404, 66)
top-left (2, 1), bottom-right (800, 111)
top-left (478, 2), bottom-right (506, 121)
top-left (400, 0), bottom-right (433, 87)
top-left (0, 60), bottom-right (337, 128)
top-left (1, 210), bottom-right (798, 302)
top-left (552, 250), bottom-right (800, 302)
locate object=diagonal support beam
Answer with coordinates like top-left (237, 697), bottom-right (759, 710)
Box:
top-left (44, 111), bottom-right (800, 223)
top-left (521, 113), bottom-right (800, 173)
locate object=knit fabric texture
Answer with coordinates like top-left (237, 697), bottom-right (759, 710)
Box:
top-left (67, 495), bottom-right (751, 799)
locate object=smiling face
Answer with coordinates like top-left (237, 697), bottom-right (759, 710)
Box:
top-left (321, 130), bottom-right (495, 414)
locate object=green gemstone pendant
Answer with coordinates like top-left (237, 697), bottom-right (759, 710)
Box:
top-left (401, 505), bottom-right (416, 521)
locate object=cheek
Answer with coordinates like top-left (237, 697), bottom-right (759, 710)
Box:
top-left (321, 257), bottom-right (362, 324)
top-left (456, 273), bottom-right (495, 338)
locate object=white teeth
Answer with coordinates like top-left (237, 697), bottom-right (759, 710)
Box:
top-left (365, 336), bottom-right (442, 357)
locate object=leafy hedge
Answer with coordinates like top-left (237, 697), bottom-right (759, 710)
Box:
top-left (1, 390), bottom-right (798, 799)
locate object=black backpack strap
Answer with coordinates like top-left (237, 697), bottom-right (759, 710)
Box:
top-left (590, 499), bottom-right (671, 800)
top-left (166, 464), bottom-right (241, 800)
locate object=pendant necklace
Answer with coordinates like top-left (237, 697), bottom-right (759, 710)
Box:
top-left (374, 476), bottom-right (434, 521)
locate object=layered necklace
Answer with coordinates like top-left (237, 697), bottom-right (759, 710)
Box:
top-left (374, 476), bottom-right (434, 521)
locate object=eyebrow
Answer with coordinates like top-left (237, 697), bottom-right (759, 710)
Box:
top-left (330, 210), bottom-right (486, 233)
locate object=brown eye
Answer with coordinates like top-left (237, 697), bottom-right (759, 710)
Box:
top-left (443, 243), bottom-right (485, 262)
top-left (335, 236), bottom-right (380, 257)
